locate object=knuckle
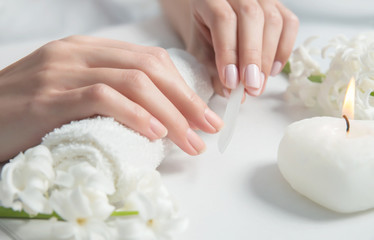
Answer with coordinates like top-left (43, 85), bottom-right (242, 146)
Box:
top-left (187, 92), bottom-right (204, 108)
top-left (240, 2), bottom-right (263, 18)
top-left (38, 40), bottom-right (70, 61)
top-left (130, 105), bottom-right (148, 123)
top-left (128, 70), bottom-right (151, 91)
top-left (212, 7), bottom-right (236, 22)
top-left (264, 8), bottom-right (283, 26)
top-left (261, 54), bottom-right (273, 67)
top-left (88, 83), bottom-right (111, 102)
top-left (34, 68), bottom-right (55, 88)
top-left (62, 35), bottom-right (85, 43)
top-left (149, 47), bottom-right (169, 62)
top-left (174, 115), bottom-right (190, 132)
top-left (143, 54), bottom-right (162, 72)
top-left (243, 48), bottom-right (261, 62)
top-left (285, 12), bottom-right (299, 27)
top-left (27, 94), bottom-right (50, 116)
top-left (217, 47), bottom-right (237, 60)
top-left (42, 40), bottom-right (67, 55)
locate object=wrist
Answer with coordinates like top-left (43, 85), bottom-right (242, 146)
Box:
top-left (158, 0), bottom-right (193, 47)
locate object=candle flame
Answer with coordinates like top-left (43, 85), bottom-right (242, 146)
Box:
top-left (342, 77), bottom-right (355, 120)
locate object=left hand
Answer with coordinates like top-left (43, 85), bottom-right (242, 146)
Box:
top-left (160, 0), bottom-right (299, 98)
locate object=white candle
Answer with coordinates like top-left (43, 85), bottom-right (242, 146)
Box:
top-left (278, 78), bottom-right (374, 213)
top-left (278, 117), bottom-right (374, 213)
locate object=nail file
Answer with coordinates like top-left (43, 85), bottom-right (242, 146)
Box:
top-left (218, 84), bottom-right (245, 153)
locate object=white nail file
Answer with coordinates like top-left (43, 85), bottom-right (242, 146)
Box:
top-left (218, 84), bottom-right (245, 153)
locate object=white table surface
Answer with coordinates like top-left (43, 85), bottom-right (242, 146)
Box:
top-left (1, 6), bottom-right (374, 240)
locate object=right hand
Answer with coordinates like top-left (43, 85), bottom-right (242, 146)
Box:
top-left (0, 36), bottom-right (223, 162)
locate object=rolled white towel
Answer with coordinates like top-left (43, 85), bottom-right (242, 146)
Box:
top-left (168, 48), bottom-right (213, 104)
top-left (41, 48), bottom-right (214, 182)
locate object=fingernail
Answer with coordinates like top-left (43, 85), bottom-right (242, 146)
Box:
top-left (204, 108), bottom-right (224, 132)
top-left (245, 64), bottom-right (261, 89)
top-left (225, 64), bottom-right (239, 89)
top-left (186, 128), bottom-right (206, 154)
top-left (251, 72), bottom-right (265, 96)
top-left (222, 88), bottom-right (230, 98)
top-left (270, 61), bottom-right (282, 76)
top-left (150, 117), bottom-right (168, 138)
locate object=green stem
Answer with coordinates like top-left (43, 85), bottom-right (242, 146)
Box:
top-left (282, 61), bottom-right (291, 75)
top-left (0, 206), bottom-right (138, 221)
top-left (111, 210), bottom-right (138, 217)
top-left (282, 61), bottom-right (325, 82)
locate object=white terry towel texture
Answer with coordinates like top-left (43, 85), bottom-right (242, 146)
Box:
top-left (42, 48), bottom-right (214, 177)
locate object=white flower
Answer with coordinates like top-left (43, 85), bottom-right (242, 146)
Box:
top-left (112, 169), bottom-right (188, 240)
top-left (286, 36), bottom-right (323, 108)
top-left (50, 162), bottom-right (115, 222)
top-left (53, 161), bottom-right (115, 196)
top-left (110, 167), bottom-right (165, 206)
top-left (0, 145), bottom-right (54, 215)
top-left (0, 131), bottom-right (188, 240)
top-left (50, 187), bottom-right (114, 222)
top-left (115, 192), bottom-right (188, 240)
top-left (51, 216), bottom-right (115, 240)
top-left (286, 32), bottom-right (374, 120)
top-left (49, 161), bottom-right (116, 239)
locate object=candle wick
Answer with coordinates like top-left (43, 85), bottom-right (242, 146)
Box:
top-left (343, 115), bottom-right (350, 133)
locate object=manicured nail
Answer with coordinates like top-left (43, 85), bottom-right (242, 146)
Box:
top-left (225, 64), bottom-right (239, 89)
top-left (204, 108), bottom-right (224, 132)
top-left (251, 72), bottom-right (265, 96)
top-left (222, 88), bottom-right (230, 98)
top-left (245, 64), bottom-right (261, 89)
top-left (186, 128), bottom-right (206, 154)
top-left (270, 61), bottom-right (282, 76)
top-left (150, 117), bottom-right (168, 138)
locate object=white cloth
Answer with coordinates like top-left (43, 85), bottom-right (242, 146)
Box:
top-left (41, 48), bottom-right (213, 174)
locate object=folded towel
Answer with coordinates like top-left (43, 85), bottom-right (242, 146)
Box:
top-left (42, 48), bottom-right (214, 179)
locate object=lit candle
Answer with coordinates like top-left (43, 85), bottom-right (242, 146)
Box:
top-left (278, 78), bottom-right (374, 213)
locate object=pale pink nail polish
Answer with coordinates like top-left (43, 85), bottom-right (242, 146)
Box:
top-left (250, 72), bottom-right (265, 96)
top-left (150, 117), bottom-right (168, 138)
top-left (245, 64), bottom-right (261, 89)
top-left (186, 128), bottom-right (206, 154)
top-left (204, 108), bottom-right (224, 132)
top-left (270, 61), bottom-right (283, 76)
top-left (225, 64), bottom-right (239, 89)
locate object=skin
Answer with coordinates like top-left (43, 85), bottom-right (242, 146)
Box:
top-left (0, 36), bottom-right (224, 162)
top-left (159, 0), bottom-right (299, 97)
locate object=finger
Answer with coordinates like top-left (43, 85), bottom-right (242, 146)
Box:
top-left (188, 121), bottom-right (199, 130)
top-left (272, 3), bottom-right (299, 76)
top-left (230, 0), bottom-right (264, 96)
top-left (54, 83), bottom-right (168, 141)
top-left (64, 68), bottom-right (207, 155)
top-left (61, 35), bottom-right (147, 53)
top-left (76, 46), bottom-right (224, 134)
top-left (195, 0), bottom-right (239, 90)
top-left (256, 2), bottom-right (283, 95)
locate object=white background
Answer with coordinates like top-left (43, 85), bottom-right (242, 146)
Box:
top-left (1, 0), bottom-right (374, 239)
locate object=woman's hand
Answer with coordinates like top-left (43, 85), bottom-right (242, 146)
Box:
top-left (159, 0), bottom-right (299, 97)
top-left (0, 36), bottom-right (223, 162)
